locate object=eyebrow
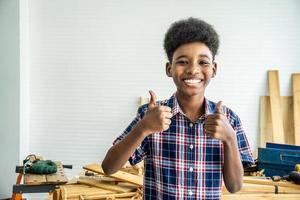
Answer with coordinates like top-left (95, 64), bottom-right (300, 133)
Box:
top-left (175, 54), bottom-right (212, 60)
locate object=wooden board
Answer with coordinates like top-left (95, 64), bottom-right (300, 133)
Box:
top-left (222, 194), bottom-right (300, 200)
top-left (243, 177), bottom-right (300, 190)
top-left (78, 177), bottom-right (137, 193)
top-left (24, 161), bottom-right (68, 185)
top-left (268, 70), bottom-right (285, 143)
top-left (260, 96), bottom-right (273, 147)
top-left (260, 96), bottom-right (294, 146)
top-left (83, 163), bottom-right (143, 187)
top-left (293, 73), bottom-right (300, 145)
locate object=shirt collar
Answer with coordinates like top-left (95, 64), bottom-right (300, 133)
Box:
top-left (168, 93), bottom-right (214, 118)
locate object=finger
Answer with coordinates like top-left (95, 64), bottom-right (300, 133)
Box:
top-left (204, 121), bottom-right (218, 126)
top-left (164, 112), bottom-right (173, 119)
top-left (161, 106), bottom-right (172, 112)
top-left (148, 90), bottom-right (157, 108)
top-left (216, 101), bottom-right (223, 114)
top-left (164, 119), bottom-right (172, 125)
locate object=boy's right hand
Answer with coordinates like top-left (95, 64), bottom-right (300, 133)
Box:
top-left (140, 90), bottom-right (172, 135)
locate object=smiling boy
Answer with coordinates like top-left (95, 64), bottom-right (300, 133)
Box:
top-left (102, 17), bottom-right (254, 200)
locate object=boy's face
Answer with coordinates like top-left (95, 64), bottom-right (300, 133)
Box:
top-left (166, 42), bottom-right (217, 98)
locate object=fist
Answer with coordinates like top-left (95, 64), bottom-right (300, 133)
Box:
top-left (140, 90), bottom-right (172, 134)
top-left (203, 101), bottom-right (235, 142)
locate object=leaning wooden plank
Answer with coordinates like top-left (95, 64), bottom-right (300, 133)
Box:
top-left (293, 73), bottom-right (300, 145)
top-left (260, 96), bottom-right (273, 147)
top-left (268, 70), bottom-right (285, 143)
top-left (281, 96), bottom-right (295, 145)
top-left (78, 177), bottom-right (137, 193)
top-left (243, 177), bottom-right (300, 189)
top-left (83, 163), bottom-right (143, 187)
top-left (260, 96), bottom-right (294, 146)
top-left (222, 194), bottom-right (300, 200)
top-left (46, 162), bottom-right (68, 184)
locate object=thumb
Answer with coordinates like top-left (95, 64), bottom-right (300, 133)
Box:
top-left (216, 101), bottom-right (223, 114)
top-left (148, 90), bottom-right (157, 108)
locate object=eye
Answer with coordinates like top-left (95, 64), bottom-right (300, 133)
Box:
top-left (176, 60), bottom-right (188, 65)
top-left (199, 61), bottom-right (210, 66)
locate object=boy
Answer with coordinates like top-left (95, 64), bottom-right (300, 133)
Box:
top-left (102, 17), bottom-right (254, 200)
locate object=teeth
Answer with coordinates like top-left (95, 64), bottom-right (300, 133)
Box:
top-left (184, 79), bottom-right (201, 84)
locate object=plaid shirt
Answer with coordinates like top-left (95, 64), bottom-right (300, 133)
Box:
top-left (114, 94), bottom-right (254, 200)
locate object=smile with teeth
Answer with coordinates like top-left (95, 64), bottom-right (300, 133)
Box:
top-left (183, 79), bottom-right (202, 85)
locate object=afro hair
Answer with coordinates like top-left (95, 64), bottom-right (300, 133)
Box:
top-left (164, 17), bottom-right (219, 62)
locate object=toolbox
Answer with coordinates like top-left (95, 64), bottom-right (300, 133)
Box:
top-left (258, 143), bottom-right (300, 177)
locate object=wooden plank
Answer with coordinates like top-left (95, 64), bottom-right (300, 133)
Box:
top-left (83, 163), bottom-right (143, 187)
top-left (282, 97), bottom-right (295, 144)
top-left (243, 177), bottom-right (300, 190)
top-left (46, 162), bottom-right (68, 184)
top-left (260, 96), bottom-right (294, 146)
top-left (60, 184), bottom-right (115, 199)
top-left (24, 174), bottom-right (47, 185)
top-left (260, 96), bottom-right (273, 147)
top-left (222, 194), bottom-right (300, 200)
top-left (222, 183), bottom-right (300, 194)
top-left (293, 73), bottom-right (300, 145)
top-left (268, 70), bottom-right (285, 143)
top-left (78, 177), bottom-right (136, 193)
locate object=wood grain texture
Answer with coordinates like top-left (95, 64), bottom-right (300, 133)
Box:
top-left (268, 70), bottom-right (285, 143)
top-left (293, 73), bottom-right (300, 145)
top-left (260, 96), bottom-right (294, 146)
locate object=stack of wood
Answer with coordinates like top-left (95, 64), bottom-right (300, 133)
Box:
top-left (260, 70), bottom-right (300, 146)
top-left (52, 162), bottom-right (143, 200)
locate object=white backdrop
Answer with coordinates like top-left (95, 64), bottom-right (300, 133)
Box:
top-left (23, 0), bottom-right (300, 177)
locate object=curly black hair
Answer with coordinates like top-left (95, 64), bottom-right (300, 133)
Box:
top-left (164, 17), bottom-right (219, 62)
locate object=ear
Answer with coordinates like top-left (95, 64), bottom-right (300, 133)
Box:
top-left (165, 62), bottom-right (172, 77)
top-left (211, 62), bottom-right (218, 78)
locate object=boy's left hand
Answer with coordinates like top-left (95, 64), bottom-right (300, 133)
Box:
top-left (203, 101), bottom-right (236, 143)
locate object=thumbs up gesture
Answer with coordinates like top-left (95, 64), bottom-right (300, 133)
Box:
top-left (140, 90), bottom-right (172, 135)
top-left (203, 101), bottom-right (235, 142)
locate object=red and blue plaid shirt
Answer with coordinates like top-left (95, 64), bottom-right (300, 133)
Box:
top-left (114, 94), bottom-right (254, 200)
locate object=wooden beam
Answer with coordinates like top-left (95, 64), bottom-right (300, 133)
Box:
top-left (268, 70), bottom-right (285, 143)
top-left (293, 73), bottom-right (300, 145)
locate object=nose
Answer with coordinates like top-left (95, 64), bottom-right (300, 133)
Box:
top-left (186, 62), bottom-right (200, 75)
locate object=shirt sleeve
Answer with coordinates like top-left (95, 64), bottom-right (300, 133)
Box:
top-left (224, 107), bottom-right (254, 168)
top-left (232, 114), bottom-right (255, 167)
top-left (113, 105), bottom-right (148, 166)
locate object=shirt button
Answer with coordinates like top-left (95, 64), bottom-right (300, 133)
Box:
top-left (189, 144), bottom-right (194, 149)
top-left (188, 190), bottom-right (193, 196)
top-left (189, 167), bottom-right (193, 172)
top-left (189, 123), bottom-right (193, 128)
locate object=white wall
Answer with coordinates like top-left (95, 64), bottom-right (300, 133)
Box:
top-left (19, 0), bottom-right (300, 180)
top-left (0, 0), bottom-right (20, 198)
top-left (26, 0), bottom-right (300, 177)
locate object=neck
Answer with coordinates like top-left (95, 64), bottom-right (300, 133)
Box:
top-left (176, 92), bottom-right (205, 122)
